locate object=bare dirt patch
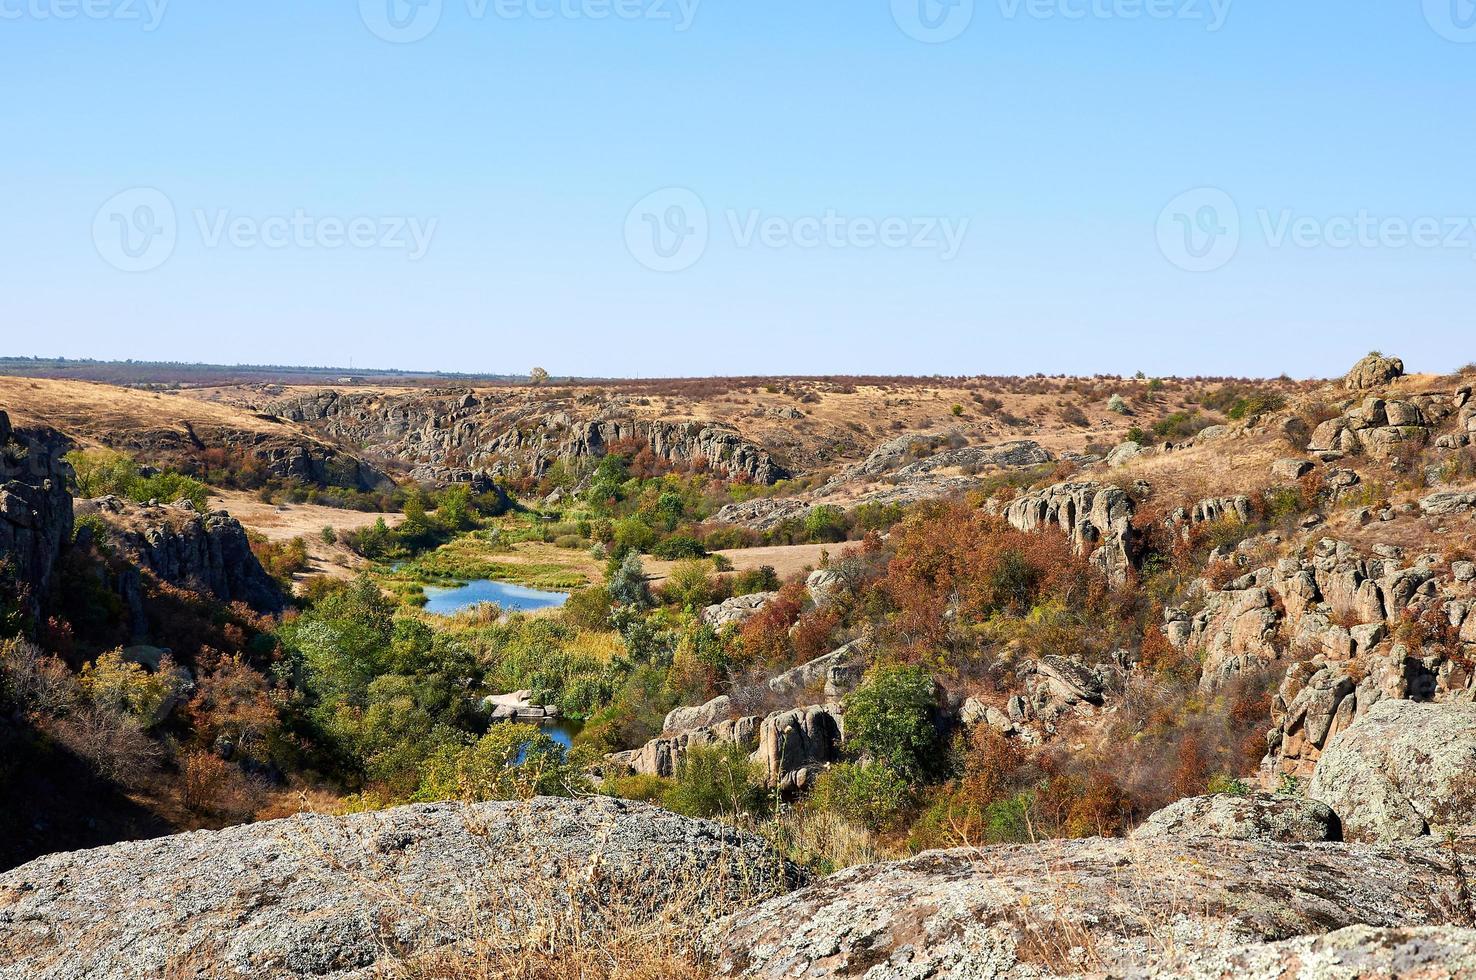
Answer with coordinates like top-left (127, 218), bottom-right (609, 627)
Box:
top-left (210, 490), bottom-right (403, 581)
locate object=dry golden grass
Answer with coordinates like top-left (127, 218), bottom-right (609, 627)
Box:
top-left (0, 376), bottom-right (301, 445)
top-left (645, 543), bottom-right (830, 585)
top-left (207, 489), bottom-right (404, 582)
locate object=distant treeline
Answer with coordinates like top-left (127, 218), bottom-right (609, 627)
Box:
top-left (0, 357), bottom-right (523, 387)
top-left (0, 357), bottom-right (1309, 392)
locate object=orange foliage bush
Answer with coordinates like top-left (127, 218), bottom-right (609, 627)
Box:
top-left (737, 582), bottom-right (806, 667)
top-left (882, 503), bottom-right (1103, 653)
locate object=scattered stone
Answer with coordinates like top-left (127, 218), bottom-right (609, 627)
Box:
top-left (700, 592), bottom-right (776, 630)
top-left (1422, 491), bottom-right (1476, 516)
top-left (1105, 440), bottom-right (1145, 466)
top-left (1271, 458), bottom-right (1313, 481)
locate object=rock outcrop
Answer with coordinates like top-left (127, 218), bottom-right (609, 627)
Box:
top-left (753, 704), bottom-right (843, 792)
top-left (661, 644), bottom-right (864, 733)
top-left (701, 592), bottom-right (776, 629)
top-left (0, 797), bottom-right (799, 980)
top-left (615, 646), bottom-right (863, 790)
top-left (991, 481), bottom-right (1139, 584)
top-left (92, 499), bottom-right (285, 614)
top-left (711, 834), bottom-right (1476, 978)
top-left (0, 411), bottom-right (73, 622)
top-left (612, 702), bottom-right (845, 791)
top-left (266, 389), bottom-right (789, 485)
top-left (1169, 536), bottom-right (1462, 698)
top-left (1131, 792), bottom-right (1339, 843)
top-left (1307, 395), bottom-right (1450, 459)
top-left (1307, 699), bottom-right (1476, 842)
top-left (1345, 352), bottom-right (1405, 390)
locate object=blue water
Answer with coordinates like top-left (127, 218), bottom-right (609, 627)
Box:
top-left (547, 721), bottom-right (582, 751)
top-left (422, 579), bottom-right (569, 616)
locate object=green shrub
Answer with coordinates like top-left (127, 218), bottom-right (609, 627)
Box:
top-left (650, 535), bottom-right (706, 560)
top-left (415, 723), bottom-right (580, 802)
top-left (842, 664), bottom-right (939, 780)
top-left (662, 743), bottom-right (769, 819)
top-left (1151, 410), bottom-right (1210, 440)
top-left (812, 762), bottom-right (913, 832)
top-left (733, 565), bottom-right (781, 596)
top-left (803, 505), bottom-right (848, 543)
top-left (563, 585), bottom-right (614, 630)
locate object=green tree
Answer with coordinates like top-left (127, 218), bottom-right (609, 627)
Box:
top-left (803, 505), bottom-right (848, 543)
top-left (289, 576), bottom-right (397, 709)
top-left (435, 484), bottom-right (474, 531)
top-left (842, 664), bottom-right (939, 781)
top-left (66, 449), bottom-right (140, 499)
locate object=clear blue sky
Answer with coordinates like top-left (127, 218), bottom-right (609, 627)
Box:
top-left (3, 1), bottom-right (1474, 378)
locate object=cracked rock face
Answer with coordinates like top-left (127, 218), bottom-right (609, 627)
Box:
top-left (96, 499), bottom-right (286, 614)
top-left (709, 835), bottom-right (1476, 978)
top-left (1308, 699), bottom-right (1476, 842)
top-left (0, 412), bottom-right (73, 622)
top-left (0, 797), bottom-right (800, 980)
top-left (1172, 925), bottom-right (1476, 978)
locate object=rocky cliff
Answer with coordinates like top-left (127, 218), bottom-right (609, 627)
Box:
top-left (0, 410), bottom-right (73, 623)
top-left (265, 388), bottom-right (790, 485)
top-left (87, 498), bottom-right (285, 614)
top-left (989, 480), bottom-right (1140, 584)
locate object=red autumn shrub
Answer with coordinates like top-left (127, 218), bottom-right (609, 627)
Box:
top-left (738, 581), bottom-right (806, 667)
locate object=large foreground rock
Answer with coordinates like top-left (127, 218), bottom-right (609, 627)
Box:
top-left (0, 797), bottom-right (799, 980)
top-left (1132, 792), bottom-right (1339, 843)
top-left (710, 835), bottom-right (1476, 977)
top-left (1175, 925), bottom-right (1476, 978)
top-left (1308, 699), bottom-right (1476, 842)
